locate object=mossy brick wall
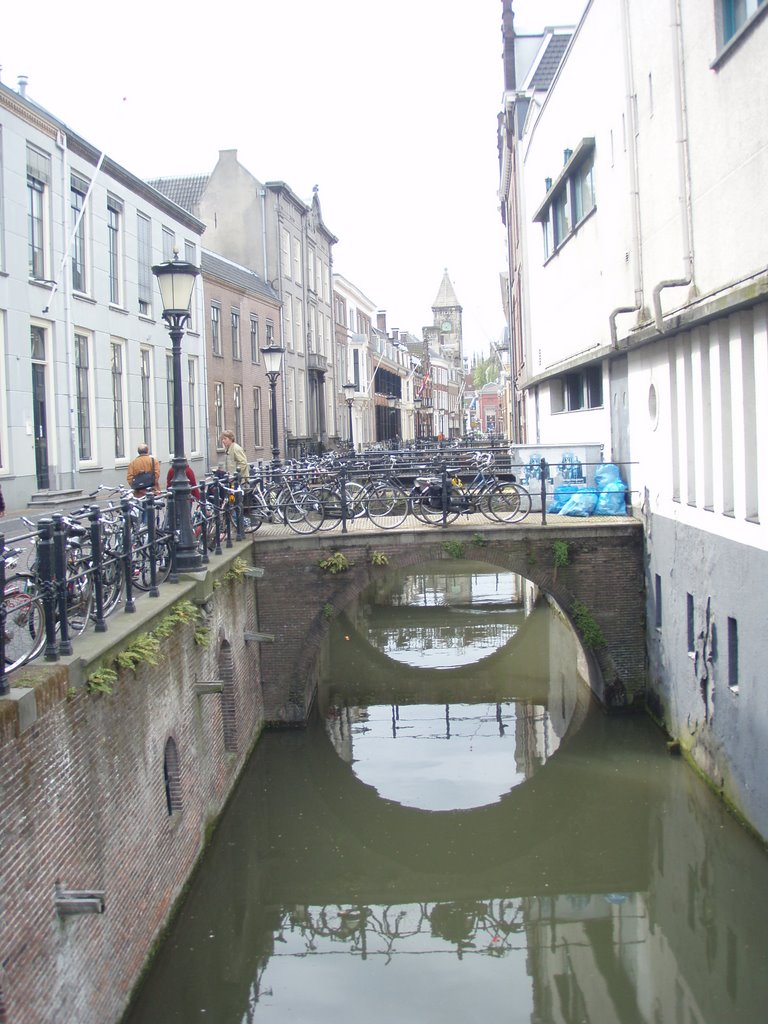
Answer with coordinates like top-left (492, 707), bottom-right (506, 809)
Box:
top-left (253, 521), bottom-right (646, 724)
top-left (0, 554), bottom-right (263, 1024)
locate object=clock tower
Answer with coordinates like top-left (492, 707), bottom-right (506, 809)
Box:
top-left (431, 268), bottom-right (463, 365)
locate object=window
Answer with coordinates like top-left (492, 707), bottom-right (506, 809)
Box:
top-left (654, 575), bottom-right (662, 629)
top-left (294, 297), bottom-right (304, 354)
top-left (107, 196), bottom-right (123, 305)
top-left (70, 174), bottom-right (88, 292)
top-left (233, 385), bottom-right (243, 444)
top-left (162, 226), bottom-right (175, 261)
top-left (687, 593), bottom-right (695, 654)
top-left (250, 316), bottom-right (259, 362)
top-left (534, 140), bottom-right (596, 259)
top-left (552, 365), bottom-right (603, 412)
top-left (231, 309), bottom-right (241, 360)
top-left (252, 387), bottom-right (262, 447)
top-left (719, 0), bottom-right (766, 46)
top-left (353, 349), bottom-right (360, 390)
top-left (137, 213), bottom-right (152, 316)
top-left (727, 617), bottom-right (739, 693)
top-left (184, 240), bottom-right (197, 331)
top-left (293, 239), bottom-right (302, 285)
top-left (284, 297), bottom-right (293, 350)
top-left (111, 341), bottom-right (126, 459)
top-left (281, 228), bottom-right (291, 278)
top-left (140, 348), bottom-right (153, 444)
top-left (27, 145), bottom-right (50, 280)
top-left (265, 320), bottom-right (275, 345)
top-left (211, 303), bottom-right (221, 356)
top-left (214, 382), bottom-right (224, 442)
top-left (74, 333), bottom-right (92, 460)
top-left (166, 354), bottom-right (175, 454)
top-left (188, 358), bottom-right (198, 453)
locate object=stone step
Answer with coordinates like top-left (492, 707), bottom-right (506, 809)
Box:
top-left (27, 490), bottom-right (87, 509)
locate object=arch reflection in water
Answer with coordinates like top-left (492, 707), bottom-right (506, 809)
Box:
top-left (321, 562), bottom-right (588, 812)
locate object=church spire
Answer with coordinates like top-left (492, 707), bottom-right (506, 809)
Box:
top-left (432, 268), bottom-right (461, 312)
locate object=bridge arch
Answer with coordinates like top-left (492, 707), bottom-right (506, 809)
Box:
top-left (252, 521), bottom-right (645, 726)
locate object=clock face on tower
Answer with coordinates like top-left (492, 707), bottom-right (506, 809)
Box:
top-left (441, 320), bottom-right (452, 332)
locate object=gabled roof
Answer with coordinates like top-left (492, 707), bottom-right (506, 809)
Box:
top-left (201, 250), bottom-right (279, 303)
top-left (432, 269), bottom-right (461, 311)
top-left (148, 174), bottom-right (210, 213)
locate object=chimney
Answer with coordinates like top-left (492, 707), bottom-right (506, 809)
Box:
top-left (18, 75), bottom-right (28, 98)
top-left (377, 311), bottom-right (387, 332)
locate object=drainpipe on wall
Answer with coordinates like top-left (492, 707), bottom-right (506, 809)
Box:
top-left (58, 130), bottom-right (78, 491)
top-left (611, 0), bottom-right (645, 349)
top-left (653, 0), bottom-right (694, 333)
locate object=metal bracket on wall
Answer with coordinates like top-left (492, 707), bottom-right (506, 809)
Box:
top-left (244, 631), bottom-right (275, 643)
top-left (54, 886), bottom-right (106, 916)
top-left (193, 680), bottom-right (224, 695)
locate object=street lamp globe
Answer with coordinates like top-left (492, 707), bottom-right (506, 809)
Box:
top-left (151, 253), bottom-right (199, 317)
top-left (260, 343), bottom-right (285, 462)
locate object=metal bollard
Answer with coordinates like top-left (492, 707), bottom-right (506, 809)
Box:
top-left (0, 534), bottom-right (7, 695)
top-left (89, 507), bottom-right (107, 632)
top-left (121, 498), bottom-right (136, 613)
top-left (52, 514), bottom-right (72, 655)
top-left (145, 493), bottom-right (160, 596)
top-left (36, 518), bottom-right (59, 661)
top-left (540, 458), bottom-right (548, 525)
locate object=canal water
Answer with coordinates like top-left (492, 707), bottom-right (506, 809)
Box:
top-left (125, 562), bottom-right (768, 1023)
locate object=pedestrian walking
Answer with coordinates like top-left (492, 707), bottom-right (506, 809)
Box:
top-left (220, 431), bottom-right (248, 481)
top-left (127, 444), bottom-right (160, 496)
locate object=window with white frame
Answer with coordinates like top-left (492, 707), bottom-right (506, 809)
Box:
top-left (74, 333), bottom-right (93, 461)
top-left (188, 357), bottom-right (198, 453)
top-left (27, 145), bottom-right (50, 280)
top-left (233, 385), bottom-right (243, 444)
top-left (137, 213), bottom-right (152, 316)
top-left (293, 240), bottom-right (302, 285)
top-left (70, 173), bottom-right (88, 293)
top-left (140, 347), bottom-right (153, 444)
top-left (250, 316), bottom-right (259, 362)
top-left (281, 228), bottom-right (291, 278)
top-left (111, 340), bottom-right (126, 459)
top-left (231, 309), bottom-right (241, 360)
top-left (214, 382), bottom-right (225, 443)
top-left (184, 240), bottom-right (197, 331)
top-left (534, 140), bottom-right (596, 260)
top-left (297, 369), bottom-right (307, 435)
top-left (107, 195), bottom-right (123, 305)
top-left (211, 303), bottom-right (221, 356)
top-left (162, 226), bottom-right (175, 261)
top-left (166, 353), bottom-right (175, 455)
top-left (284, 298), bottom-right (293, 351)
top-left (294, 297), bottom-right (304, 354)
top-left (252, 387), bottom-right (262, 448)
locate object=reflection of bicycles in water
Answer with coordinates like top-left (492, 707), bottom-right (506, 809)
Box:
top-left (410, 454), bottom-right (531, 526)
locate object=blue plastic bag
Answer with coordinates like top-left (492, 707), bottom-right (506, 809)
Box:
top-left (595, 479), bottom-right (627, 515)
top-left (559, 489), bottom-right (598, 516)
top-left (548, 484), bottom-right (580, 513)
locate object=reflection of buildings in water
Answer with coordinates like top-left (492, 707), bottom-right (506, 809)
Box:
top-left (374, 620), bottom-right (519, 664)
top-left (392, 570), bottom-right (524, 609)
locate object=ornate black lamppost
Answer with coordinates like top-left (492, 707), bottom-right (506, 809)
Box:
top-left (342, 382), bottom-right (356, 449)
top-left (152, 253), bottom-right (201, 573)
top-left (413, 396), bottom-right (422, 440)
top-left (261, 343), bottom-right (285, 463)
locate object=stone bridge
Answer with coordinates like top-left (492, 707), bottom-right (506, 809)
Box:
top-left (250, 518), bottom-right (646, 725)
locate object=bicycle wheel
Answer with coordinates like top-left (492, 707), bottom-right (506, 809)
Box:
top-left (2, 583), bottom-right (45, 671)
top-left (133, 532), bottom-right (173, 590)
top-left (410, 490), bottom-right (460, 526)
top-left (485, 482), bottom-right (531, 523)
top-left (99, 555), bottom-right (124, 616)
top-left (366, 482), bottom-right (410, 529)
top-left (278, 488), bottom-right (325, 535)
top-left (65, 565), bottom-right (93, 637)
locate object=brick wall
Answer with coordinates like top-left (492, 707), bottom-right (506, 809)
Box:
top-left (0, 550), bottom-right (263, 1024)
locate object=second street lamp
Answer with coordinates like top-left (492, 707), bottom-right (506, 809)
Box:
top-left (261, 343), bottom-right (285, 463)
top-left (151, 252), bottom-right (201, 573)
top-left (342, 382), bottom-right (356, 449)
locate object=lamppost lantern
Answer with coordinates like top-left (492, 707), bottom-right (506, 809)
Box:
top-left (151, 252), bottom-right (201, 574)
top-left (260, 343), bottom-right (285, 463)
top-left (342, 382), bottom-right (356, 449)
top-left (152, 252), bottom-right (199, 320)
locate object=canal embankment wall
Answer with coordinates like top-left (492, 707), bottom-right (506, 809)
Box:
top-left (0, 544), bottom-right (263, 1024)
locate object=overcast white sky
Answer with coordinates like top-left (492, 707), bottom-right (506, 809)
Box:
top-left (3, 0), bottom-right (586, 357)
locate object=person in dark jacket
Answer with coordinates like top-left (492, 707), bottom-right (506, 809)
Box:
top-left (166, 463), bottom-right (200, 501)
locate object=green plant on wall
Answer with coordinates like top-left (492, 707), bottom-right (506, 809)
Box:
top-left (471, 533), bottom-right (489, 547)
top-left (552, 540), bottom-right (570, 568)
top-left (442, 540), bottom-right (465, 559)
top-left (86, 666), bottom-right (118, 694)
top-left (571, 599), bottom-right (606, 650)
top-left (370, 551), bottom-right (389, 566)
top-left (322, 603), bottom-right (334, 620)
top-left (319, 552), bottom-right (352, 574)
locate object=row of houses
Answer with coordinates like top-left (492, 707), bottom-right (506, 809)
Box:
top-left (496, 0), bottom-right (768, 841)
top-left (0, 81), bottom-right (468, 511)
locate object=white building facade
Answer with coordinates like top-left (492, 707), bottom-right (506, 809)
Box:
top-left (500, 1), bottom-right (768, 838)
top-left (0, 81), bottom-right (208, 510)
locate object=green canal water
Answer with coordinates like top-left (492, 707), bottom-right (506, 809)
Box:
top-left (125, 562), bottom-right (768, 1023)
